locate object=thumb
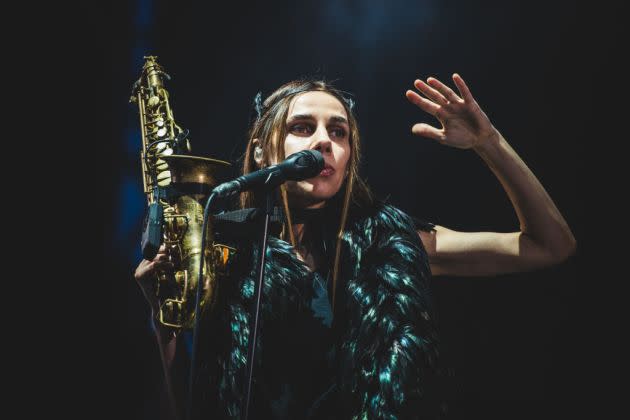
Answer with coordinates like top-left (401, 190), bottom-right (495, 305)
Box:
top-left (412, 123), bottom-right (444, 142)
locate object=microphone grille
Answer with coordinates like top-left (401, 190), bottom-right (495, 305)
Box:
top-left (287, 150), bottom-right (325, 179)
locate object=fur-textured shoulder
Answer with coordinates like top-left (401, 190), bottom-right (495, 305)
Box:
top-left (201, 202), bottom-right (439, 418)
top-left (338, 202), bottom-right (440, 418)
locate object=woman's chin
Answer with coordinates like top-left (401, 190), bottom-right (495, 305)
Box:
top-left (306, 179), bottom-right (342, 199)
top-left (286, 180), bottom-right (339, 207)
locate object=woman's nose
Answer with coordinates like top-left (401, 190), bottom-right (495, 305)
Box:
top-left (312, 129), bottom-right (332, 154)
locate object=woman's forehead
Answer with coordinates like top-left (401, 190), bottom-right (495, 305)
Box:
top-left (287, 91), bottom-right (348, 120)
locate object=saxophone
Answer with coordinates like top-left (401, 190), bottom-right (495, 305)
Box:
top-left (131, 56), bottom-right (233, 329)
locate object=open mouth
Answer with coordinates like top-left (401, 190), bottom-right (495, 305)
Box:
top-left (319, 164), bottom-right (334, 177)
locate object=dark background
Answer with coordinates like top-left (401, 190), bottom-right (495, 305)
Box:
top-left (102, 0), bottom-right (594, 418)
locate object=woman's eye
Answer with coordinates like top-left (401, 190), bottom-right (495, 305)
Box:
top-left (330, 127), bottom-right (347, 138)
top-left (290, 124), bottom-right (312, 135)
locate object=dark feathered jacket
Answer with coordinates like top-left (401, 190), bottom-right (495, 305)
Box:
top-left (177, 202), bottom-right (440, 419)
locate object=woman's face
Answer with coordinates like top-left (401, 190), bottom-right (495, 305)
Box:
top-left (282, 91), bottom-right (351, 208)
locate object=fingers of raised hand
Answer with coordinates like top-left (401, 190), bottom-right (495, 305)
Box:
top-left (413, 79), bottom-right (448, 105)
top-left (452, 73), bottom-right (475, 103)
top-left (406, 89), bottom-right (440, 116)
top-left (427, 77), bottom-right (462, 104)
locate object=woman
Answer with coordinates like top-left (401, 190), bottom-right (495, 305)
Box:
top-left (135, 74), bottom-right (576, 419)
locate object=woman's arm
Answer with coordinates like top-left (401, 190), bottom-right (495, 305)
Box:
top-left (406, 74), bottom-right (576, 277)
top-left (135, 250), bottom-right (180, 367)
top-left (135, 251), bottom-right (181, 419)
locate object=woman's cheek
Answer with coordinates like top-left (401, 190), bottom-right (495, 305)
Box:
top-left (284, 136), bottom-right (307, 156)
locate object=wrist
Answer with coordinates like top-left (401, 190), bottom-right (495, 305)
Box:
top-left (472, 128), bottom-right (502, 155)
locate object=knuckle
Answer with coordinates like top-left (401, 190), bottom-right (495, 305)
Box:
top-left (139, 262), bottom-right (155, 280)
top-left (134, 262), bottom-right (146, 280)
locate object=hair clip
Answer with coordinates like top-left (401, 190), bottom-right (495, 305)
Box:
top-left (344, 96), bottom-right (355, 111)
top-left (253, 91), bottom-right (264, 121)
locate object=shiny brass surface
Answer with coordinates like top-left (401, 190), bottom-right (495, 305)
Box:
top-left (158, 195), bottom-right (214, 328)
top-left (131, 56), bottom-right (233, 329)
top-left (161, 155), bottom-right (230, 187)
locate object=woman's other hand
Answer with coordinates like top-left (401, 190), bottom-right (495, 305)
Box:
top-left (134, 244), bottom-right (172, 313)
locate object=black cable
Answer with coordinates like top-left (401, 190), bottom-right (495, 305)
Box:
top-left (185, 191), bottom-right (217, 420)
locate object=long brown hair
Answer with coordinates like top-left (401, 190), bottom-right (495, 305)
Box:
top-left (240, 79), bottom-right (372, 310)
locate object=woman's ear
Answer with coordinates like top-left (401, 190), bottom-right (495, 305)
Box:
top-left (252, 138), bottom-right (264, 168)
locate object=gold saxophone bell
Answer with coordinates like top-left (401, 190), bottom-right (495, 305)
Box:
top-left (131, 56), bottom-right (235, 329)
top-left (157, 155), bottom-right (233, 329)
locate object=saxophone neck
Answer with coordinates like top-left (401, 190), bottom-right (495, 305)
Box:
top-left (144, 56), bottom-right (170, 90)
top-left (129, 56), bottom-right (170, 102)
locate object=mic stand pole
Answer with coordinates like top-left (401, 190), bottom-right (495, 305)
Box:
top-left (243, 192), bottom-right (273, 420)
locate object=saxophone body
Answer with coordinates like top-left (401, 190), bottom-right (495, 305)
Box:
top-left (131, 56), bottom-right (233, 329)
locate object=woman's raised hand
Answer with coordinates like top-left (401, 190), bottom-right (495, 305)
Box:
top-left (405, 74), bottom-right (499, 150)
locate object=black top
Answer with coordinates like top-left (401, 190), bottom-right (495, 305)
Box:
top-left (179, 269), bottom-right (337, 419)
top-left (169, 204), bottom-right (436, 419)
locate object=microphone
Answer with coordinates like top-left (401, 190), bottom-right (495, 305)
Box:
top-left (213, 149), bottom-right (325, 198)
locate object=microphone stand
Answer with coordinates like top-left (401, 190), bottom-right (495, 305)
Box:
top-left (242, 192), bottom-right (273, 420)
